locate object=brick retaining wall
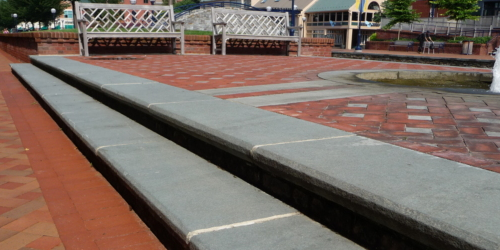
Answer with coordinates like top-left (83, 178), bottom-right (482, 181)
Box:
top-left (0, 32), bottom-right (79, 62)
top-left (369, 30), bottom-right (490, 55)
top-left (0, 32), bottom-right (333, 62)
top-left (366, 41), bottom-right (487, 55)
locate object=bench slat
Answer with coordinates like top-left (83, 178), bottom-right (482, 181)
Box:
top-left (75, 2), bottom-right (184, 56)
top-left (211, 7), bottom-right (301, 56)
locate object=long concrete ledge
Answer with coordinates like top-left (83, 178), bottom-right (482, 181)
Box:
top-left (11, 63), bottom-right (362, 250)
top-left (26, 56), bottom-right (500, 250)
top-left (331, 51), bottom-right (494, 68)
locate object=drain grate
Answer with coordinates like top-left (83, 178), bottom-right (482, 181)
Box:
top-left (88, 57), bottom-right (145, 60)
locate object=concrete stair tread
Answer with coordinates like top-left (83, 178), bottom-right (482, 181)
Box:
top-left (11, 63), bottom-right (364, 250)
top-left (25, 55), bottom-right (500, 249)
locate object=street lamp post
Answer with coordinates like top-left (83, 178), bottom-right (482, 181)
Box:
top-left (130, 0), bottom-right (136, 23)
top-left (290, 0), bottom-right (295, 36)
top-left (70, 0), bottom-right (77, 29)
top-left (354, 0), bottom-right (365, 52)
top-left (12, 14), bottom-right (18, 33)
top-left (51, 8), bottom-right (56, 30)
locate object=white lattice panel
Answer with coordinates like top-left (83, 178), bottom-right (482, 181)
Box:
top-left (214, 12), bottom-right (287, 36)
top-left (77, 4), bottom-right (175, 33)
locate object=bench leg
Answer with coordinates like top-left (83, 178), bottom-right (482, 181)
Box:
top-left (180, 36), bottom-right (185, 55)
top-left (222, 32), bottom-right (227, 55)
top-left (180, 26), bottom-right (185, 55)
top-left (172, 38), bottom-right (176, 54)
top-left (78, 33), bottom-right (89, 57)
top-left (222, 39), bottom-right (226, 56)
top-left (212, 35), bottom-right (217, 55)
top-left (297, 38), bottom-right (301, 57)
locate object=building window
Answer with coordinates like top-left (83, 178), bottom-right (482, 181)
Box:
top-left (64, 10), bottom-right (73, 19)
top-left (368, 2), bottom-right (380, 10)
top-left (366, 13), bottom-right (373, 22)
top-left (483, 2), bottom-right (500, 16)
top-left (342, 12), bottom-right (349, 21)
top-left (144, 0), bottom-right (149, 3)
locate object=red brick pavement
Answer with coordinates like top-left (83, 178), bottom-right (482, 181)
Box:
top-left (70, 55), bottom-right (489, 90)
top-left (0, 50), bottom-right (166, 249)
top-left (71, 55), bottom-right (499, 173)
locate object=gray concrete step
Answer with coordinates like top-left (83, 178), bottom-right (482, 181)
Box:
top-left (11, 63), bottom-right (364, 250)
top-left (25, 55), bottom-right (500, 250)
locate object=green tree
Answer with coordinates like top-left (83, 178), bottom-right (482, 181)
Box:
top-left (171, 0), bottom-right (200, 8)
top-left (0, 1), bottom-right (16, 30)
top-left (5, 0), bottom-right (68, 28)
top-left (430, 0), bottom-right (479, 37)
top-left (381, 0), bottom-right (421, 40)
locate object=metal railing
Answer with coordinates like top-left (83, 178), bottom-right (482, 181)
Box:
top-left (174, 2), bottom-right (264, 19)
top-left (174, 1), bottom-right (302, 19)
top-left (381, 17), bottom-right (500, 37)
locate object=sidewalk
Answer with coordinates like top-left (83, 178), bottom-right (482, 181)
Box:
top-left (0, 51), bottom-right (165, 249)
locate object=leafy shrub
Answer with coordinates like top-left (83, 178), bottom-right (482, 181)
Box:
top-left (446, 36), bottom-right (491, 44)
top-left (368, 33), bottom-right (378, 41)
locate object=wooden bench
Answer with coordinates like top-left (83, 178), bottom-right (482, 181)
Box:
top-left (388, 41), bottom-right (414, 52)
top-left (75, 2), bottom-right (184, 56)
top-left (211, 8), bottom-right (302, 56)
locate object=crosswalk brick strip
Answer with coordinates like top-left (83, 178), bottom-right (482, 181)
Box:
top-left (0, 50), bottom-right (166, 249)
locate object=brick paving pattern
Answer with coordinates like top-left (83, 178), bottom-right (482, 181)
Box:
top-left (0, 50), bottom-right (165, 249)
top-left (262, 93), bottom-right (500, 172)
top-left (71, 55), bottom-right (489, 91)
top-left (71, 54), bottom-right (499, 173)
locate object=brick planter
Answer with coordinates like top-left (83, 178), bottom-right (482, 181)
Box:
top-left (367, 30), bottom-right (490, 55)
top-left (0, 32), bottom-right (334, 62)
top-left (366, 41), bottom-right (488, 55)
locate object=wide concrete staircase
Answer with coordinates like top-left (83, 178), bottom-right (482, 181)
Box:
top-left (11, 56), bottom-right (500, 250)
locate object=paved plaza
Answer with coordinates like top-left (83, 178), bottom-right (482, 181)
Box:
top-left (1, 48), bottom-right (499, 249)
top-left (72, 54), bottom-right (499, 172)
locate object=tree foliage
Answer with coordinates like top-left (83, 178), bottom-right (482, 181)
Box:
top-left (0, 1), bottom-right (16, 29)
top-left (170, 0), bottom-right (201, 8)
top-left (381, 0), bottom-right (421, 30)
top-left (1, 0), bottom-right (69, 28)
top-left (430, 0), bottom-right (479, 23)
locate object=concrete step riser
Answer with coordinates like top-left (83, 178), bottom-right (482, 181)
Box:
top-left (12, 64), bottom-right (363, 250)
top-left (26, 59), bottom-right (471, 250)
top-left (28, 55), bottom-right (500, 250)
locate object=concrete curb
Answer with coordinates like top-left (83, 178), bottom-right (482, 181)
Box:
top-left (27, 56), bottom-right (500, 250)
top-left (331, 51), bottom-right (494, 68)
top-left (12, 63), bottom-right (363, 250)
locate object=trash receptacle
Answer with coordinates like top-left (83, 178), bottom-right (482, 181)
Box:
top-left (462, 40), bottom-right (473, 55)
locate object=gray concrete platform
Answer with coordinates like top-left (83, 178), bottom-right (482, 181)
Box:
top-left (20, 55), bottom-right (500, 250)
top-left (12, 63), bottom-right (363, 250)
